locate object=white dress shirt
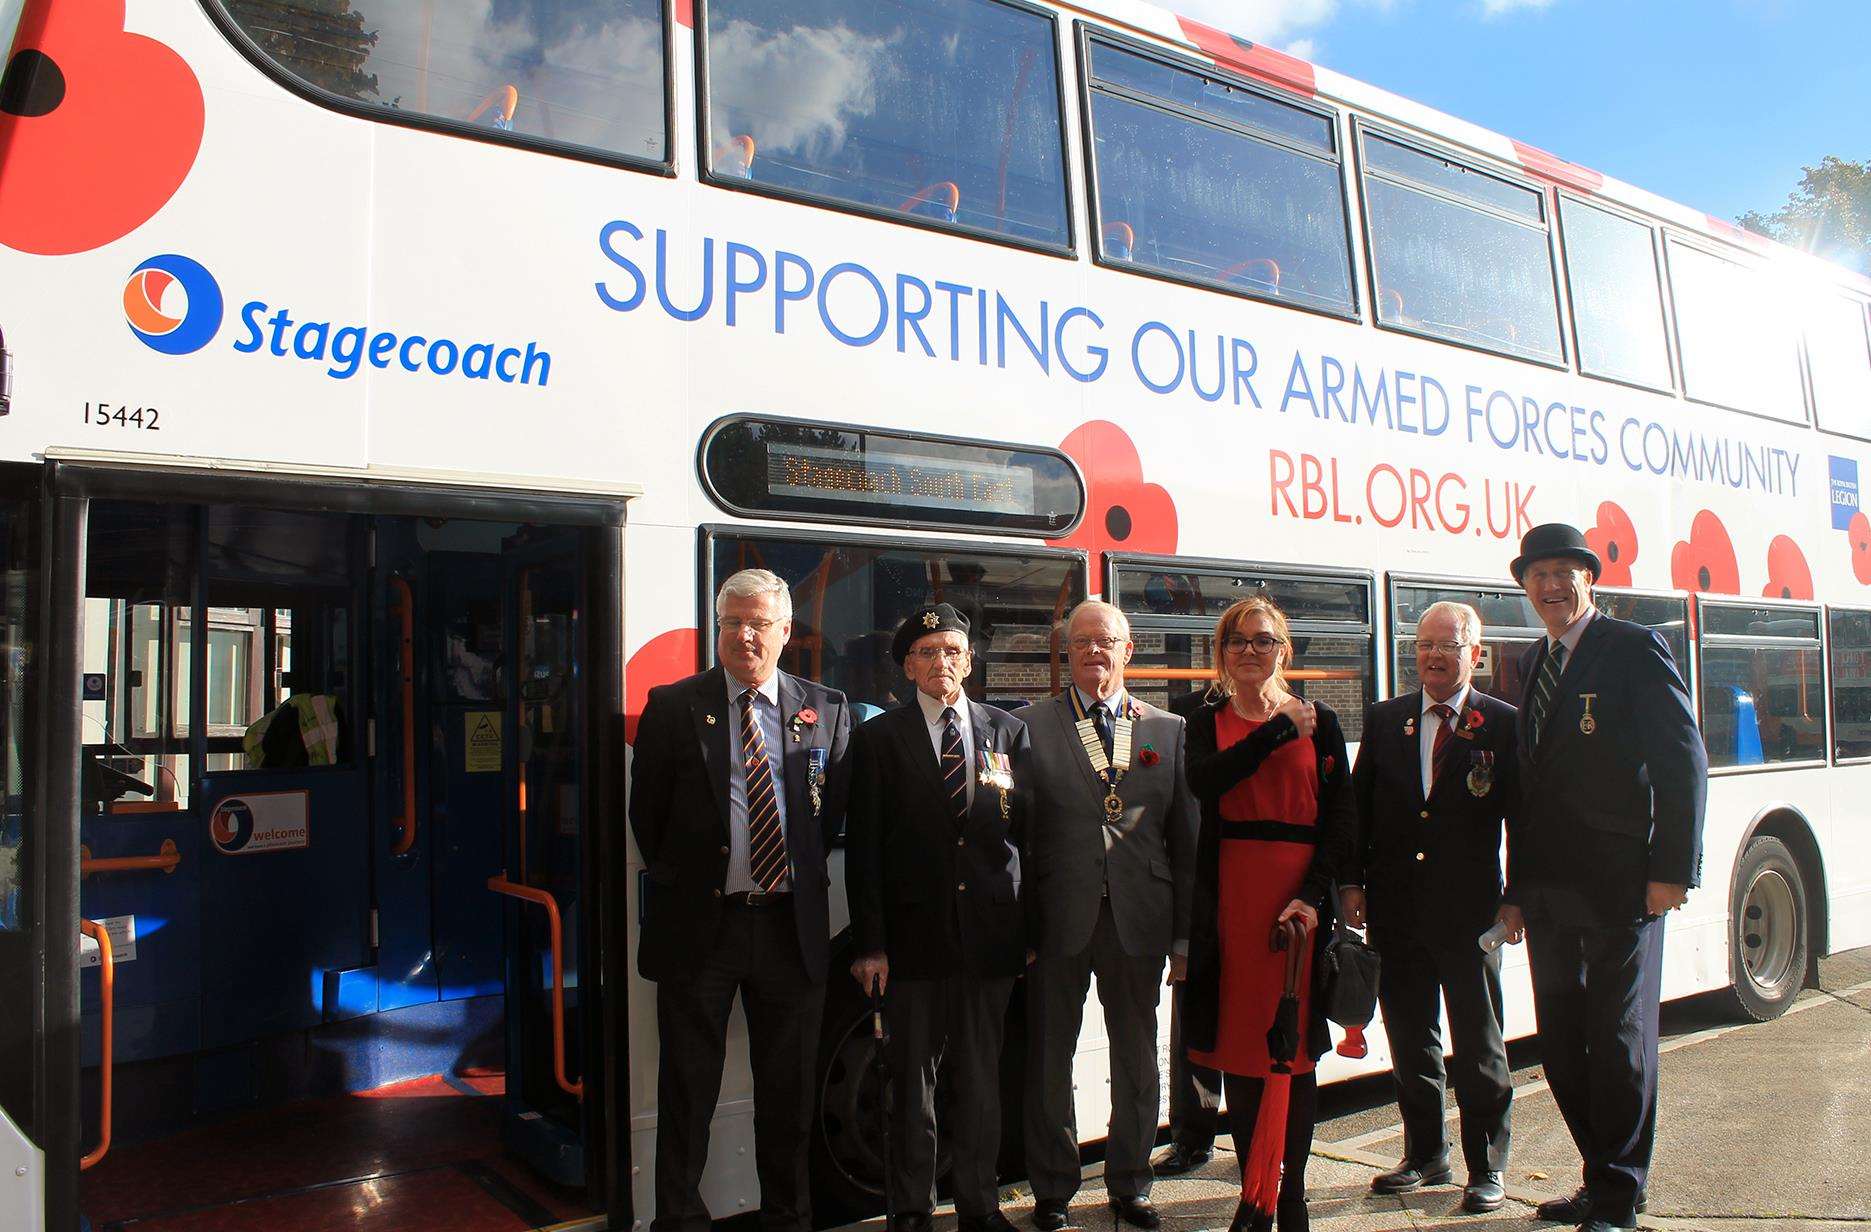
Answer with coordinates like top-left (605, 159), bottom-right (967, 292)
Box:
top-left (724, 670), bottom-right (788, 893)
top-left (1419, 683), bottom-right (1473, 797)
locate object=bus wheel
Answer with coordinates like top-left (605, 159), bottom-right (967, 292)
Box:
top-left (1727, 835), bottom-right (1808, 1022)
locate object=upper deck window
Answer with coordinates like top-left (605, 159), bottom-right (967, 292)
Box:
top-left (1807, 294), bottom-right (1871, 438)
top-left (1083, 38), bottom-right (1354, 316)
top-left (702, 0), bottom-right (1070, 249)
top-left (1665, 238), bottom-right (1806, 423)
top-left (1559, 198), bottom-right (1674, 392)
top-left (1360, 129), bottom-right (1564, 365)
top-left (213, 0), bottom-right (667, 165)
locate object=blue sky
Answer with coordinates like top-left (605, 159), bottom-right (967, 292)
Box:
top-left (1178, 0), bottom-right (1870, 227)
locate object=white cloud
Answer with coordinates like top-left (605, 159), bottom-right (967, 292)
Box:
top-left (1283, 37), bottom-right (1320, 60)
top-left (1479, 0), bottom-right (1557, 15)
top-left (1171, 0), bottom-right (1341, 43)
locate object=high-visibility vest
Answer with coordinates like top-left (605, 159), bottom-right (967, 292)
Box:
top-left (243, 694), bottom-right (340, 768)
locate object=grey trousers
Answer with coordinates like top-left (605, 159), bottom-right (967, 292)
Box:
top-left (1024, 899), bottom-right (1166, 1203)
top-left (884, 974), bottom-right (1017, 1217)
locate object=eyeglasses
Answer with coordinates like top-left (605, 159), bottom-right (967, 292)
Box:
top-left (910, 645), bottom-right (968, 661)
top-left (720, 617), bottom-right (781, 634)
top-left (1221, 634), bottom-right (1285, 655)
top-left (1413, 639), bottom-right (1471, 656)
top-left (1069, 635), bottom-right (1125, 652)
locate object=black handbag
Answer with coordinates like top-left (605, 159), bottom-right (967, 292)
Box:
top-left (1317, 892), bottom-right (1380, 1028)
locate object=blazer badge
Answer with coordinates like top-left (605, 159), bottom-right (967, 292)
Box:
top-left (1578, 693), bottom-right (1598, 735)
top-left (978, 749), bottom-right (1013, 819)
top-left (808, 746), bottom-right (828, 816)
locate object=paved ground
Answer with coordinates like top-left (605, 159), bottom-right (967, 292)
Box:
top-left (841, 947), bottom-right (1871, 1232)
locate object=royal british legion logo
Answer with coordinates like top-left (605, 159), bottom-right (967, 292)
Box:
top-left (1830, 455), bottom-right (1860, 531)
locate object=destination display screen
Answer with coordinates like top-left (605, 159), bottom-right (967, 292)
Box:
top-left (701, 416), bottom-right (1084, 536)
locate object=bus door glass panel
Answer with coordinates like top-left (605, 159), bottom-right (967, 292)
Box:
top-left (1361, 129), bottom-right (1563, 364)
top-left (0, 489), bottom-right (39, 1140)
top-left (79, 502), bottom-right (201, 1066)
top-left (210, 0), bottom-right (668, 164)
top-left (1698, 603), bottom-right (1824, 768)
top-left (704, 0), bottom-right (1071, 246)
top-left (1806, 294), bottom-right (1871, 437)
top-left (501, 540), bottom-right (590, 1183)
top-left (1110, 560), bottom-right (1374, 740)
top-left (1390, 581), bottom-right (1541, 705)
top-left (193, 508), bottom-right (367, 1050)
top-left (1084, 38), bottom-right (1355, 315)
top-left (1827, 608), bottom-right (1871, 761)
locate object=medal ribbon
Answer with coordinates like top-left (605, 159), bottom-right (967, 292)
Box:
top-left (1068, 689), bottom-right (1136, 819)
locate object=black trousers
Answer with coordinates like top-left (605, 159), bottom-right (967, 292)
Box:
top-left (884, 974), bottom-right (1017, 1217)
top-left (1025, 899), bottom-right (1166, 1203)
top-left (1526, 915), bottom-right (1665, 1225)
top-left (1373, 931), bottom-right (1512, 1174)
top-left (1221, 1070), bottom-right (1317, 1205)
top-left (653, 900), bottom-right (823, 1232)
top-left (1166, 981), bottom-right (1223, 1151)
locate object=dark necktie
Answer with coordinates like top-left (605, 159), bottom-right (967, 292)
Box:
top-left (1092, 702), bottom-right (1115, 761)
top-left (740, 690), bottom-right (787, 892)
top-left (940, 707), bottom-right (968, 822)
top-left (1529, 642), bottom-right (1566, 749)
top-left (1428, 702), bottom-right (1457, 794)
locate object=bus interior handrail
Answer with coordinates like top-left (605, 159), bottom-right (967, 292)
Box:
top-left (389, 576), bottom-right (417, 856)
top-left (486, 874), bottom-right (583, 1100)
top-left (80, 838), bottom-right (180, 877)
top-left (80, 919), bottom-right (114, 1171)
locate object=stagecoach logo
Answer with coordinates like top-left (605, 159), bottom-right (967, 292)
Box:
top-left (123, 253), bottom-right (224, 356)
top-left (1831, 456), bottom-right (1860, 531)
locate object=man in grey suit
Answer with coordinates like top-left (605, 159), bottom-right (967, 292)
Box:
top-left (1023, 600), bottom-right (1199, 1231)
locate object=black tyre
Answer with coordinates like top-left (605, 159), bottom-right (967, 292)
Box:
top-left (1727, 835), bottom-right (1809, 1022)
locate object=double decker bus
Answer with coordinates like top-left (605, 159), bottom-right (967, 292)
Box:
top-left (2, 1), bottom-right (1868, 1230)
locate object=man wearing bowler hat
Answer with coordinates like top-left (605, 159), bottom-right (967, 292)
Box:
top-left (845, 604), bottom-right (1032, 1232)
top-left (1508, 523), bottom-right (1706, 1232)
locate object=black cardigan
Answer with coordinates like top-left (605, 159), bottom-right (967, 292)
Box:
top-left (1180, 697), bottom-right (1356, 1061)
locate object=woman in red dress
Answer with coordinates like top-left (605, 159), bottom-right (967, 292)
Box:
top-left (1181, 597), bottom-right (1355, 1232)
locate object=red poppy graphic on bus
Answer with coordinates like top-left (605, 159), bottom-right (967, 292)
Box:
top-left (1851, 512), bottom-right (1871, 586)
top-left (1669, 510), bottom-right (1740, 595)
top-left (1583, 501), bottom-right (1638, 587)
top-left (1763, 536), bottom-right (1813, 601)
top-left (1055, 421), bottom-right (1179, 594)
top-left (626, 627), bottom-right (700, 746)
top-left (0, 0), bottom-right (204, 255)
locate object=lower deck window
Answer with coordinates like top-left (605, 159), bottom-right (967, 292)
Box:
top-left (1699, 603), bottom-right (1824, 768)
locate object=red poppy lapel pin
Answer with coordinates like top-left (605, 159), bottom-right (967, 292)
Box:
top-left (789, 707), bottom-right (819, 742)
top-left (1138, 744), bottom-right (1159, 767)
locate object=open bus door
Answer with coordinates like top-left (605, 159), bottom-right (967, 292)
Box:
top-left (5, 468), bottom-right (630, 1232)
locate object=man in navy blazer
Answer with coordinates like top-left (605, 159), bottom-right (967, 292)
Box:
top-left (845, 604), bottom-right (1031, 1232)
top-left (1344, 601), bottom-right (1521, 1214)
top-left (629, 569), bottom-right (853, 1232)
top-left (1509, 524), bottom-right (1707, 1232)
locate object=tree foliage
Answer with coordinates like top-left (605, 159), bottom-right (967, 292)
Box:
top-left (1737, 155), bottom-right (1871, 272)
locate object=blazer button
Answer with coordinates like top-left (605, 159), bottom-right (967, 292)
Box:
top-left (1415, 852), bottom-right (1426, 862)
top-left (958, 882), bottom-right (968, 892)
top-left (957, 837), bottom-right (966, 847)
top-left (1419, 809), bottom-right (1430, 819)
top-left (719, 846), bottom-right (730, 856)
top-left (713, 888), bottom-right (723, 897)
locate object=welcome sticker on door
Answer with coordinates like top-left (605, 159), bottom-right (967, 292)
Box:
top-left (209, 791), bottom-right (310, 855)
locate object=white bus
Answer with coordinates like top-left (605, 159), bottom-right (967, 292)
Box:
top-left (1, 1), bottom-right (1868, 1230)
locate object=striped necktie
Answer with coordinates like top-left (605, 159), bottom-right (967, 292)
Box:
top-left (1428, 702), bottom-right (1457, 793)
top-left (740, 689), bottom-right (788, 892)
top-left (1530, 643), bottom-right (1566, 750)
top-left (941, 707), bottom-right (968, 823)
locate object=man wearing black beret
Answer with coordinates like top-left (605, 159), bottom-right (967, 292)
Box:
top-left (1509, 523), bottom-right (1707, 1232)
top-left (844, 604), bottom-right (1032, 1232)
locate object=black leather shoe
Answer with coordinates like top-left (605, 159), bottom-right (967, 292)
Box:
top-left (1151, 1142), bottom-right (1213, 1176)
top-left (1370, 1158), bottom-right (1453, 1193)
top-left (1536, 1188), bottom-right (1647, 1223)
top-left (958, 1213), bottom-right (1019, 1232)
top-left (1578, 1221), bottom-right (1637, 1232)
top-left (1109, 1196), bottom-right (1160, 1230)
top-left (892, 1213), bottom-right (933, 1232)
top-left (1462, 1172), bottom-right (1505, 1213)
top-left (1031, 1199), bottom-right (1069, 1232)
